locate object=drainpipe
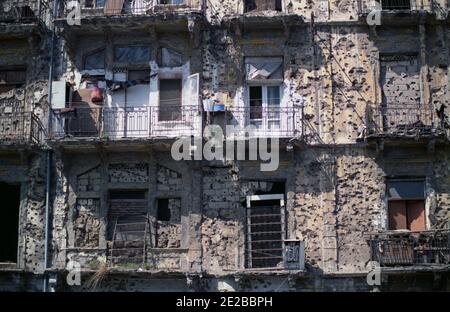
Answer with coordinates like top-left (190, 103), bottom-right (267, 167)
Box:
top-left (43, 0), bottom-right (57, 293)
top-left (43, 150), bottom-right (52, 292)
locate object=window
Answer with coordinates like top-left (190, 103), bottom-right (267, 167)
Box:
top-left (109, 190), bottom-right (147, 200)
top-left (157, 198), bottom-right (170, 221)
top-left (83, 49), bottom-right (105, 70)
top-left (248, 85), bottom-right (281, 130)
top-left (387, 179), bottom-right (426, 231)
top-left (380, 54), bottom-right (420, 107)
top-left (246, 194), bottom-right (285, 268)
top-left (84, 0), bottom-right (105, 8)
top-left (378, 0), bottom-right (411, 10)
top-left (159, 79), bottom-right (182, 121)
top-left (114, 46), bottom-right (151, 63)
top-left (159, 0), bottom-right (184, 4)
top-left (0, 68), bottom-right (26, 93)
top-left (0, 183), bottom-right (21, 264)
top-left (379, 54), bottom-right (421, 131)
top-left (108, 190), bottom-right (148, 238)
top-left (155, 198), bottom-right (181, 248)
top-left (245, 57), bottom-right (283, 131)
top-left (244, 0), bottom-right (282, 13)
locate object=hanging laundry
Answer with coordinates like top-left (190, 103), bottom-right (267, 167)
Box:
top-left (130, 0), bottom-right (147, 15)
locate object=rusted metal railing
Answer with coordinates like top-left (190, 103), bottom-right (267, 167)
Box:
top-left (368, 229), bottom-right (450, 266)
top-left (0, 112), bottom-right (44, 144)
top-left (357, 0), bottom-right (442, 15)
top-left (366, 104), bottom-right (447, 137)
top-left (0, 0), bottom-right (49, 24)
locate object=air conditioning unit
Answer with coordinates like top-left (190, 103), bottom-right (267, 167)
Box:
top-left (283, 239), bottom-right (305, 270)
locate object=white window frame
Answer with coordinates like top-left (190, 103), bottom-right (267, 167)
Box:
top-left (246, 194), bottom-right (286, 269)
top-left (245, 83), bottom-right (284, 136)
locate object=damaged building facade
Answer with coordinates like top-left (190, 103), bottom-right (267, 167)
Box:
top-left (1, 0), bottom-right (450, 291)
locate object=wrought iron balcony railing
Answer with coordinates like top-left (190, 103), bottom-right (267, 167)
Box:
top-left (0, 0), bottom-right (49, 25)
top-left (224, 106), bottom-right (303, 139)
top-left (56, 0), bottom-right (204, 20)
top-left (357, 0), bottom-right (442, 15)
top-left (51, 104), bottom-right (202, 140)
top-left (366, 104), bottom-right (448, 137)
top-left (368, 229), bottom-right (450, 267)
top-left (0, 112), bottom-right (45, 145)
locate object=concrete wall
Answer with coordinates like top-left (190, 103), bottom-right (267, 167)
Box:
top-left (2, 0), bottom-right (450, 292)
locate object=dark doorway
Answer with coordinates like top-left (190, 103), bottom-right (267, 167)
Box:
top-left (0, 182), bottom-right (21, 263)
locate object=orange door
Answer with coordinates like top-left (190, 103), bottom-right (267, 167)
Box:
top-left (388, 201), bottom-right (407, 230)
top-left (407, 200), bottom-right (426, 231)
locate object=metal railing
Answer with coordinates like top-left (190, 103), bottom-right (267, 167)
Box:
top-left (366, 104), bottom-right (447, 137)
top-left (0, 112), bottom-right (44, 144)
top-left (358, 0), bottom-right (439, 14)
top-left (56, 0), bottom-right (203, 19)
top-left (51, 104), bottom-right (202, 139)
top-left (225, 106), bottom-right (302, 138)
top-left (368, 229), bottom-right (450, 266)
top-left (0, 0), bottom-right (49, 24)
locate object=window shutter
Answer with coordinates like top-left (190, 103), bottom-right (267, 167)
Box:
top-left (388, 201), bottom-right (407, 230)
top-left (408, 200), bottom-right (426, 231)
top-left (186, 73), bottom-right (199, 107)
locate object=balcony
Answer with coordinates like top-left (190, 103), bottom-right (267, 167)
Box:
top-left (56, 0), bottom-right (204, 20)
top-left (368, 229), bottom-right (450, 267)
top-left (0, 112), bottom-right (44, 146)
top-left (0, 0), bottom-right (49, 25)
top-left (357, 0), bottom-right (442, 15)
top-left (366, 104), bottom-right (448, 139)
top-left (51, 104), bottom-right (202, 141)
top-left (224, 106), bottom-right (302, 139)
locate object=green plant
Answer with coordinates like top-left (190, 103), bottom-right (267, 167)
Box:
top-left (87, 259), bottom-right (101, 270)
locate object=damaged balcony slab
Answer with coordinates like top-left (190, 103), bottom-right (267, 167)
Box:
top-left (47, 138), bottom-right (183, 153)
top-left (55, 11), bottom-right (206, 35)
top-left (222, 14), bottom-right (306, 31)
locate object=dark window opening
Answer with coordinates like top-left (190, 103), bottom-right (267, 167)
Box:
top-left (387, 179), bottom-right (426, 231)
top-left (108, 189), bottom-right (148, 240)
top-left (159, 79), bottom-right (182, 121)
top-left (0, 68), bottom-right (27, 93)
top-left (0, 182), bottom-right (21, 263)
top-left (128, 69), bottom-right (150, 83)
top-left (246, 197), bottom-right (284, 268)
top-left (378, 0), bottom-right (411, 10)
top-left (109, 189), bottom-right (147, 200)
top-left (244, 0), bottom-right (282, 13)
top-left (159, 0), bottom-right (185, 4)
top-left (249, 86), bottom-right (262, 120)
top-left (157, 199), bottom-right (171, 221)
top-left (254, 181), bottom-right (285, 195)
